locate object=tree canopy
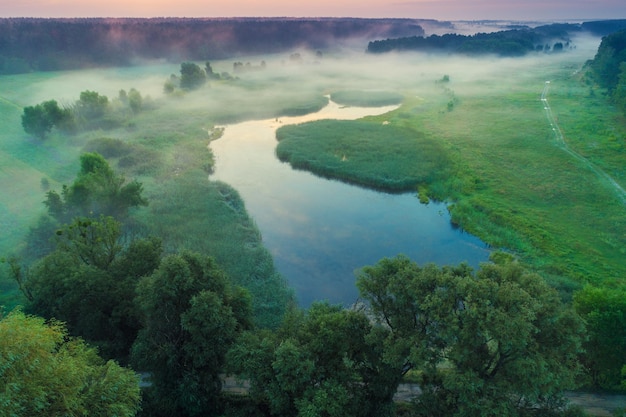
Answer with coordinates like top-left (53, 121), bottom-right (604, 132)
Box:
top-left (44, 152), bottom-right (147, 223)
top-left (574, 285), bottom-right (626, 390)
top-left (21, 99), bottom-right (71, 139)
top-left (179, 62), bottom-right (207, 90)
top-left (227, 302), bottom-right (403, 417)
top-left (0, 309), bottom-right (141, 417)
top-left (132, 251), bottom-right (253, 417)
top-left (18, 215), bottom-right (162, 362)
top-left (356, 255), bottom-right (584, 417)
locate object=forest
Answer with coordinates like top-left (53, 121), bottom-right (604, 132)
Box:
top-left (0, 17), bottom-right (425, 74)
top-left (1, 18), bottom-right (626, 417)
top-left (367, 24), bottom-right (579, 56)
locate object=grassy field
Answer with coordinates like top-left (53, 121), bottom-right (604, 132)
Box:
top-left (276, 119), bottom-right (452, 192)
top-left (275, 49), bottom-right (626, 290)
top-left (1, 46), bottom-right (624, 316)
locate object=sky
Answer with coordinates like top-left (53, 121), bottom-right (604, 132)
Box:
top-left (0, 0), bottom-right (624, 21)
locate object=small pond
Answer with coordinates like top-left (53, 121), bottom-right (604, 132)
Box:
top-left (209, 100), bottom-right (490, 307)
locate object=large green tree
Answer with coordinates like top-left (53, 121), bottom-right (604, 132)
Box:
top-left (44, 152), bottom-right (147, 223)
top-left (357, 255), bottom-right (584, 417)
top-left (0, 309), bottom-right (141, 417)
top-left (132, 251), bottom-right (252, 417)
top-left (21, 99), bottom-right (72, 139)
top-left (179, 62), bottom-right (207, 90)
top-left (574, 285), bottom-right (626, 390)
top-left (227, 302), bottom-right (404, 417)
top-left (17, 215), bottom-right (162, 362)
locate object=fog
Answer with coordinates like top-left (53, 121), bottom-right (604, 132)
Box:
top-left (0, 27), bottom-right (605, 306)
top-left (24, 29), bottom-right (601, 120)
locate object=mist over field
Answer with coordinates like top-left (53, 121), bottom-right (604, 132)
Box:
top-left (2, 16), bottom-right (626, 417)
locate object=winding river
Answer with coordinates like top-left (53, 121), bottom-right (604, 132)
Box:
top-left (209, 100), bottom-right (490, 307)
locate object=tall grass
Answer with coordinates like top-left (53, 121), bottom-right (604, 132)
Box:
top-left (276, 119), bottom-right (451, 193)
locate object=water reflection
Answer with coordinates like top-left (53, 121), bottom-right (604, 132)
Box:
top-left (209, 101), bottom-right (490, 306)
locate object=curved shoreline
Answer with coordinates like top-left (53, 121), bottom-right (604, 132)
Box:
top-left (207, 99), bottom-right (489, 307)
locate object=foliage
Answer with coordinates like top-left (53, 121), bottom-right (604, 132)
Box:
top-left (227, 302), bottom-right (404, 417)
top-left (367, 26), bottom-right (576, 56)
top-left (588, 29), bottom-right (626, 91)
top-left (0, 309), bottom-right (141, 417)
top-left (179, 62), bottom-right (207, 90)
top-left (587, 28), bottom-right (626, 115)
top-left (0, 18), bottom-right (425, 74)
top-left (44, 152), bottom-right (147, 223)
top-left (276, 119), bottom-right (451, 192)
top-left (132, 251), bottom-right (253, 417)
top-left (21, 99), bottom-right (72, 139)
top-left (76, 90), bottom-right (109, 119)
top-left (357, 255), bottom-right (584, 417)
top-left (17, 215), bottom-right (162, 362)
top-left (574, 285), bottom-right (626, 390)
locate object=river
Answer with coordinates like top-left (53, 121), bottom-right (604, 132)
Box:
top-left (209, 99), bottom-right (490, 307)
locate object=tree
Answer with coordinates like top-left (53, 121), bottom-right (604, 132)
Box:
top-left (44, 152), bottom-right (147, 222)
top-left (132, 251), bottom-right (252, 417)
top-left (357, 254), bottom-right (584, 417)
top-left (127, 88), bottom-right (143, 113)
top-left (612, 62), bottom-right (626, 115)
top-left (18, 216), bottom-right (162, 362)
top-left (21, 99), bottom-right (71, 139)
top-left (76, 90), bottom-right (109, 119)
top-left (574, 285), bottom-right (626, 390)
top-left (179, 62), bottom-right (207, 90)
top-left (205, 61), bottom-right (220, 80)
top-left (227, 302), bottom-right (403, 417)
top-left (0, 309), bottom-right (141, 417)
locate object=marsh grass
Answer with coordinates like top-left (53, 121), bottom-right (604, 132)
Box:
top-left (276, 119), bottom-right (451, 192)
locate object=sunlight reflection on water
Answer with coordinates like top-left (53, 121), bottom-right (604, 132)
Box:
top-left (209, 101), bottom-right (490, 306)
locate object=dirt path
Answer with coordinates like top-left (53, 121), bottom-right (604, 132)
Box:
top-left (541, 81), bottom-right (626, 205)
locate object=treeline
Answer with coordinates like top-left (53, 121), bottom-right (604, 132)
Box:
top-left (21, 88), bottom-right (147, 139)
top-left (581, 19), bottom-right (626, 36)
top-left (368, 24), bottom-right (580, 56)
top-left (587, 28), bottom-right (626, 115)
top-left (0, 17), bottom-right (424, 74)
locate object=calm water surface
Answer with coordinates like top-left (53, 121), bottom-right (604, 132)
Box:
top-left (209, 100), bottom-right (490, 307)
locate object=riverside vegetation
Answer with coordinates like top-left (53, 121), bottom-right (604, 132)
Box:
top-left (1, 30), bottom-right (625, 416)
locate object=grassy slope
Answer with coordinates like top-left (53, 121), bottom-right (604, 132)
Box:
top-left (277, 56), bottom-right (626, 287)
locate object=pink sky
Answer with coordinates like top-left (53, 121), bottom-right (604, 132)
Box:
top-left (0, 0), bottom-right (624, 20)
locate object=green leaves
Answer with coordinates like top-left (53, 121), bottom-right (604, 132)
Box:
top-left (228, 302), bottom-right (402, 417)
top-left (132, 251), bottom-right (252, 417)
top-left (357, 255), bottom-right (584, 416)
top-left (44, 152), bottom-right (148, 222)
top-left (21, 99), bottom-right (72, 139)
top-left (574, 285), bottom-right (626, 389)
top-left (0, 310), bottom-right (140, 417)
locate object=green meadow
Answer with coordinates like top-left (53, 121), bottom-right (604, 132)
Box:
top-left (276, 50), bottom-right (626, 290)
top-left (1, 45), bottom-right (625, 317)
